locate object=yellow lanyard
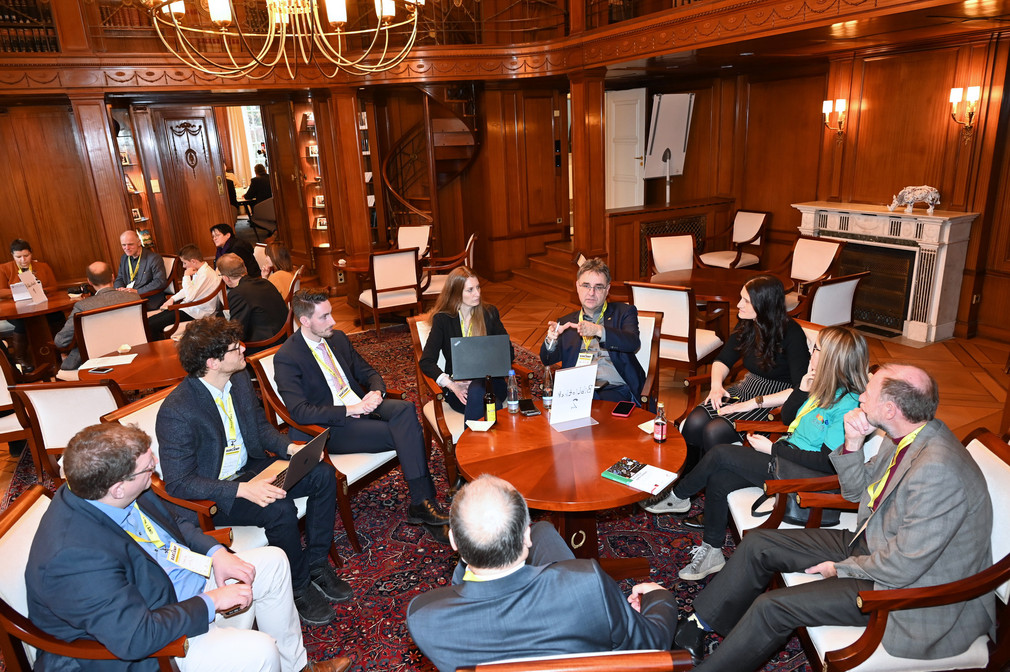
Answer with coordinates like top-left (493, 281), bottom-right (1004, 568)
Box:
top-left (125, 504), bottom-right (166, 549)
top-left (127, 255), bottom-right (140, 282)
top-left (786, 396), bottom-right (819, 434)
top-left (310, 340), bottom-right (348, 389)
top-left (462, 568), bottom-right (487, 582)
top-left (214, 392), bottom-right (237, 443)
top-left (866, 424), bottom-right (925, 510)
top-left (458, 311), bottom-right (472, 337)
top-left (578, 301), bottom-right (608, 350)
top-left (18, 262), bottom-right (33, 274)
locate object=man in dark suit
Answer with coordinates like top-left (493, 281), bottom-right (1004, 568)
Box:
top-left (540, 257), bottom-right (645, 404)
top-left (407, 474), bottom-right (678, 672)
top-left (26, 422), bottom-right (350, 672)
top-left (54, 260), bottom-right (138, 373)
top-left (243, 163), bottom-right (272, 208)
top-left (274, 289), bottom-right (449, 543)
top-left (114, 229), bottom-right (167, 309)
top-left (218, 252), bottom-right (287, 355)
top-left (156, 317), bottom-right (351, 626)
top-left (674, 365), bottom-right (994, 671)
top-left (211, 222), bottom-right (260, 278)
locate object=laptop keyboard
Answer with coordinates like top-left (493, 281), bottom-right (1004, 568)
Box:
top-left (270, 470), bottom-right (287, 488)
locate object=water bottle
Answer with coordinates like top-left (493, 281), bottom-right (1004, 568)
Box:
top-left (542, 365), bottom-right (553, 410)
top-left (506, 369), bottom-right (520, 414)
top-left (653, 402), bottom-right (668, 443)
top-left (483, 375), bottom-right (496, 424)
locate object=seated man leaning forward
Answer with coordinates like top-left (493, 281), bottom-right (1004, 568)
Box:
top-left (156, 316), bottom-right (351, 627)
top-left (540, 257), bottom-right (645, 404)
top-left (148, 243), bottom-right (222, 340)
top-left (217, 252), bottom-right (288, 355)
top-left (274, 289), bottom-right (450, 543)
top-left (25, 422), bottom-right (350, 672)
top-left (674, 364), bottom-right (995, 671)
top-left (407, 474), bottom-right (678, 672)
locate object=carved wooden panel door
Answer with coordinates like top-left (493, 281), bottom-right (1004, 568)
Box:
top-left (150, 106), bottom-right (231, 258)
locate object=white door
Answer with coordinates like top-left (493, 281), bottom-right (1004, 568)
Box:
top-left (605, 88), bottom-right (646, 209)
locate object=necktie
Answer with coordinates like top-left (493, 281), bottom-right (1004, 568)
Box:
top-left (316, 341), bottom-right (348, 391)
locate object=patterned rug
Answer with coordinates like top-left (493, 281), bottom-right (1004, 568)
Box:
top-left (2, 324), bottom-right (811, 672)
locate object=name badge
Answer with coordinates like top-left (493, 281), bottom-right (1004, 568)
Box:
top-left (576, 351), bottom-right (594, 367)
top-left (219, 441), bottom-right (242, 480)
top-left (167, 541), bottom-right (213, 577)
top-left (126, 281), bottom-right (136, 289)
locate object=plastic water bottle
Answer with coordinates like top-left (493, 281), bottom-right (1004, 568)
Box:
top-left (542, 365), bottom-right (553, 410)
top-left (653, 402), bottom-right (668, 443)
top-left (506, 369), bottom-right (520, 414)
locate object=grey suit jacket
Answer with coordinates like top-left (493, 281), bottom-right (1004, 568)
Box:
top-left (114, 248), bottom-right (167, 309)
top-left (830, 419), bottom-right (994, 659)
top-left (54, 287), bottom-right (139, 370)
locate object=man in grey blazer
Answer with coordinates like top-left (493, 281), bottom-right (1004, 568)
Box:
top-left (54, 261), bottom-right (137, 372)
top-left (676, 364), bottom-right (994, 671)
top-left (407, 475), bottom-right (678, 672)
top-left (114, 230), bottom-right (167, 309)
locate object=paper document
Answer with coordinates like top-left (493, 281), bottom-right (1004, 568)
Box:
top-left (465, 420), bottom-right (495, 432)
top-left (601, 457), bottom-right (677, 495)
top-left (82, 354), bottom-right (137, 368)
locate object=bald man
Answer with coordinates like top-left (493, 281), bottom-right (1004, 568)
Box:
top-left (675, 364), bottom-right (994, 671)
top-left (114, 230), bottom-right (167, 309)
top-left (55, 261), bottom-right (138, 372)
top-left (406, 475), bottom-right (678, 672)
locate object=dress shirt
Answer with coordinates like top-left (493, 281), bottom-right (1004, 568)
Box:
top-left (301, 332), bottom-right (362, 407)
top-left (171, 263), bottom-right (220, 319)
top-left (198, 377), bottom-right (248, 478)
top-left (86, 498), bottom-right (217, 621)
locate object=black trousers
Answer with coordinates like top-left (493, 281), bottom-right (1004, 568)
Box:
top-left (693, 528), bottom-right (872, 672)
top-left (214, 457), bottom-right (337, 590)
top-left (443, 377), bottom-right (507, 421)
top-left (673, 443), bottom-right (772, 548)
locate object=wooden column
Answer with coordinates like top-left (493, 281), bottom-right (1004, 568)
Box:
top-left (50, 0), bottom-right (91, 53)
top-left (70, 94), bottom-right (131, 261)
top-left (327, 88), bottom-right (372, 256)
top-left (569, 70), bottom-right (607, 258)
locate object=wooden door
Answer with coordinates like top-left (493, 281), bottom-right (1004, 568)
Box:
top-left (261, 100), bottom-right (310, 261)
top-left (150, 106), bottom-right (231, 257)
top-left (605, 88), bottom-right (646, 209)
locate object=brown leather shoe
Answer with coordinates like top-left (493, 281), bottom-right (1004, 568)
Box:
top-left (302, 656), bottom-right (351, 672)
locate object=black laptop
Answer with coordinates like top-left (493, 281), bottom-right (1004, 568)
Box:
top-left (449, 334), bottom-right (512, 380)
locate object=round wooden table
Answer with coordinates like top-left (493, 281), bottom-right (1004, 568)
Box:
top-left (648, 267), bottom-right (793, 302)
top-left (78, 341), bottom-right (186, 390)
top-left (0, 294), bottom-right (79, 370)
top-left (455, 401), bottom-right (686, 579)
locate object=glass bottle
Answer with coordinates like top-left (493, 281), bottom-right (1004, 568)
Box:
top-left (506, 369), bottom-right (520, 414)
top-left (484, 375), bottom-right (496, 424)
top-left (653, 402), bottom-right (668, 443)
top-left (542, 365), bottom-right (553, 410)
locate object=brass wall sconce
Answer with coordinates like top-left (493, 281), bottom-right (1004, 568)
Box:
top-left (822, 98), bottom-right (846, 139)
top-left (949, 86), bottom-right (980, 143)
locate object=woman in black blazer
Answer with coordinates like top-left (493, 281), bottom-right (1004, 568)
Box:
top-left (420, 267), bottom-right (514, 420)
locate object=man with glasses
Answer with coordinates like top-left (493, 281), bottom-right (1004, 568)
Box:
top-left (114, 229), bottom-right (167, 309)
top-left (156, 317), bottom-right (349, 627)
top-left (540, 257), bottom-right (645, 404)
top-left (25, 422), bottom-right (350, 672)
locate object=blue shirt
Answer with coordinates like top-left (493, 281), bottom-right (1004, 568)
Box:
top-left (87, 498), bottom-right (218, 622)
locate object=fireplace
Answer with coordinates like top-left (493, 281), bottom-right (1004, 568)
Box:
top-left (792, 202), bottom-right (980, 343)
top-left (838, 244), bottom-right (915, 334)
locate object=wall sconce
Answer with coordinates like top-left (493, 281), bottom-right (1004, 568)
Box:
top-left (949, 86), bottom-right (980, 143)
top-left (822, 98), bottom-right (846, 139)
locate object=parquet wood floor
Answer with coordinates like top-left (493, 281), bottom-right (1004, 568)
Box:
top-left (2, 277), bottom-right (1007, 495)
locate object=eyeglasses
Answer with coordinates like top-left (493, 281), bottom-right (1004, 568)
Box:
top-left (578, 283), bottom-right (609, 293)
top-left (812, 344), bottom-right (822, 352)
top-left (225, 344), bottom-right (242, 354)
top-left (126, 463), bottom-right (156, 480)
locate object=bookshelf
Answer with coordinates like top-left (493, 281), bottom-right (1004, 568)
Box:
top-left (0, 0), bottom-right (58, 52)
top-left (110, 107), bottom-right (155, 247)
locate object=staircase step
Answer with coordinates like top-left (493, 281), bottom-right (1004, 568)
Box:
top-left (529, 255), bottom-right (575, 282)
top-left (510, 267), bottom-right (578, 302)
top-left (433, 132), bottom-right (475, 148)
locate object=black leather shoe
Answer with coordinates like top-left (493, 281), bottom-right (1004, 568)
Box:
top-left (674, 614), bottom-right (709, 665)
top-left (294, 583), bottom-right (336, 626)
top-left (683, 513), bottom-right (705, 529)
top-left (407, 499), bottom-right (450, 526)
top-left (424, 523), bottom-right (450, 544)
top-left (310, 563), bottom-right (353, 603)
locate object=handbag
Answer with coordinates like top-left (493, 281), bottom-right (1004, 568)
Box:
top-left (751, 442), bottom-right (841, 527)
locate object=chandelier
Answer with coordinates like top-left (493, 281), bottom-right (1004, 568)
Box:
top-left (144, 0), bottom-right (423, 79)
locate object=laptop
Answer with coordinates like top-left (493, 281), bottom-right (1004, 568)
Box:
top-left (449, 334), bottom-right (512, 380)
top-left (251, 428), bottom-right (329, 490)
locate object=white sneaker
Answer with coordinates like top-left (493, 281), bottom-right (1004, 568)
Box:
top-left (644, 491), bottom-right (691, 514)
top-left (679, 543), bottom-right (726, 581)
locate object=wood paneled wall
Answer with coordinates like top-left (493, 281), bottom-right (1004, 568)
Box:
top-left (0, 105), bottom-right (107, 283)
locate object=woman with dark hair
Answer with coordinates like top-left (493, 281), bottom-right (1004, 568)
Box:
top-left (652, 326), bottom-right (869, 580)
top-left (420, 267), bottom-right (514, 421)
top-left (648, 275), bottom-right (809, 513)
top-left (262, 242), bottom-right (295, 298)
top-left (0, 238), bottom-right (62, 371)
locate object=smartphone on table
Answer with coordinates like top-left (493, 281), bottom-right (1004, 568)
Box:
top-left (612, 401), bottom-right (635, 417)
top-left (518, 398), bottom-right (541, 416)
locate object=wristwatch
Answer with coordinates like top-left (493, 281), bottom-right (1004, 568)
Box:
top-left (753, 395), bottom-right (764, 408)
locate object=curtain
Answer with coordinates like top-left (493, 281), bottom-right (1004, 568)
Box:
top-left (226, 106), bottom-right (252, 187)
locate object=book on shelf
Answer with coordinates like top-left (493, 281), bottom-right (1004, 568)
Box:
top-left (601, 457), bottom-right (676, 495)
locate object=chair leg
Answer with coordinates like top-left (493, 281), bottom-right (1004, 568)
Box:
top-left (336, 482), bottom-right (362, 553)
top-left (372, 307), bottom-right (382, 340)
top-left (441, 438), bottom-right (458, 492)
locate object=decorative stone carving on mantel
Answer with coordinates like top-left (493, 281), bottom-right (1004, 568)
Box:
top-left (792, 201), bottom-right (980, 343)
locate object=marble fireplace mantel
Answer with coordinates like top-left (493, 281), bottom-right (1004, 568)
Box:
top-left (791, 201), bottom-right (980, 343)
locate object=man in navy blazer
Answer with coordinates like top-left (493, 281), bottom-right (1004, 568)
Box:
top-left (407, 475), bottom-right (679, 672)
top-left (540, 258), bottom-right (645, 404)
top-left (25, 422), bottom-right (351, 672)
top-left (156, 317), bottom-right (349, 626)
top-left (114, 230), bottom-right (167, 309)
top-left (274, 289), bottom-right (449, 543)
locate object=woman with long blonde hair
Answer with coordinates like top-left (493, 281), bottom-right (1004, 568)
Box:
top-left (421, 267), bottom-right (514, 420)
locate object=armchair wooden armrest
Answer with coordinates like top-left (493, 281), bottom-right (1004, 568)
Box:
top-left (162, 281), bottom-right (225, 337)
top-left (243, 306), bottom-right (293, 350)
top-left (385, 388), bottom-right (407, 400)
top-left (734, 419), bottom-right (787, 433)
top-left (795, 491), bottom-right (854, 510)
top-left (205, 527), bottom-right (234, 546)
top-left (824, 552), bottom-right (1010, 672)
top-left (149, 474), bottom-right (218, 528)
top-left (751, 475), bottom-right (844, 531)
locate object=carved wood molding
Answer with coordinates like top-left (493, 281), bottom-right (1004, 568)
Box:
top-left (0, 0), bottom-right (962, 94)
